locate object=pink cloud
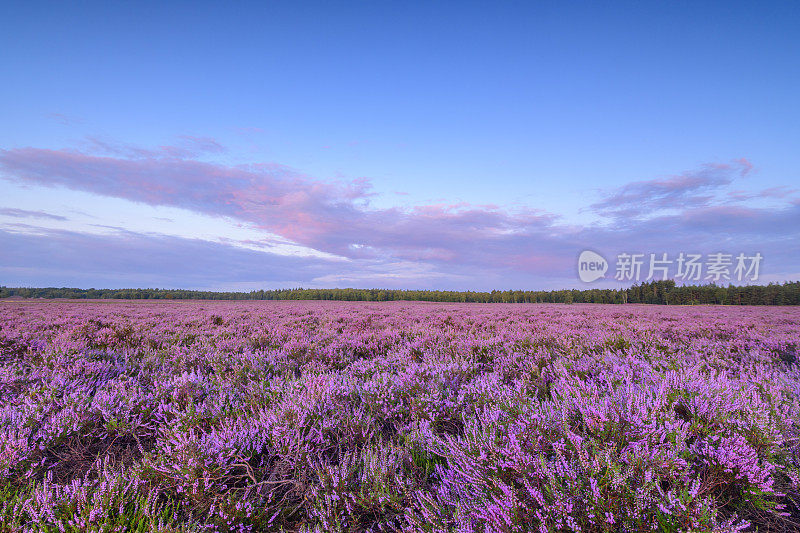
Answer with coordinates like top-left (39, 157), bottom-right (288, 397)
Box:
top-left (0, 144), bottom-right (564, 271)
top-left (1, 143), bottom-right (798, 285)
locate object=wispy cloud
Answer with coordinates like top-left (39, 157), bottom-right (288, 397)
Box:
top-left (82, 135), bottom-right (226, 159)
top-left (46, 112), bottom-right (83, 126)
top-left (0, 226), bottom-right (334, 289)
top-left (591, 159), bottom-right (753, 220)
top-left (0, 207), bottom-right (67, 221)
top-left (727, 185), bottom-right (798, 202)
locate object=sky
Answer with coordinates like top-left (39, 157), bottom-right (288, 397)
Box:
top-left (1, 1), bottom-right (799, 291)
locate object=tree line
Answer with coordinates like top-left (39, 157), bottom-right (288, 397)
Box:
top-left (2, 280), bottom-right (799, 305)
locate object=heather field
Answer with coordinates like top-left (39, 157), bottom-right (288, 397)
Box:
top-left (1, 302), bottom-right (800, 533)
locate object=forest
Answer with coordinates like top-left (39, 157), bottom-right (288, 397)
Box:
top-left (2, 280), bottom-right (799, 305)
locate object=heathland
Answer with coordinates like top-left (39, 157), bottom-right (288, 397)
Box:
top-left (1, 301), bottom-right (799, 532)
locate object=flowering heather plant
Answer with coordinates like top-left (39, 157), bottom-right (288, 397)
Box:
top-left (1, 301), bottom-right (799, 532)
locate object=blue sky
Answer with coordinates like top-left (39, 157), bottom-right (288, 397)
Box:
top-left (1, 1), bottom-right (799, 290)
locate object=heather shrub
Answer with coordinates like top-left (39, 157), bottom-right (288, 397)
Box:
top-left (1, 301), bottom-right (799, 531)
